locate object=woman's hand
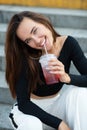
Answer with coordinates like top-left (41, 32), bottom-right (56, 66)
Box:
top-left (58, 121), bottom-right (71, 130)
top-left (47, 58), bottom-right (71, 83)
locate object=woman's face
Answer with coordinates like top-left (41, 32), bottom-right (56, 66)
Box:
top-left (16, 17), bottom-right (54, 51)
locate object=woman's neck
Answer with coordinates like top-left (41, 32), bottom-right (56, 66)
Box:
top-left (48, 36), bottom-right (67, 57)
top-left (48, 37), bottom-right (61, 57)
top-left (42, 36), bottom-right (67, 57)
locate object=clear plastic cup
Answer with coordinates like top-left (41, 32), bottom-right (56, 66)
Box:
top-left (39, 54), bottom-right (59, 85)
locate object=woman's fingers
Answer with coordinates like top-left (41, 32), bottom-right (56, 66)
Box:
top-left (48, 59), bottom-right (63, 66)
top-left (47, 59), bottom-right (65, 74)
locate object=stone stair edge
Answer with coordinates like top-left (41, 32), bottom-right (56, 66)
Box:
top-left (1, 23), bottom-right (87, 30)
top-left (0, 45), bottom-right (5, 56)
top-left (0, 5), bottom-right (87, 16)
top-left (0, 8), bottom-right (87, 29)
top-left (0, 4), bottom-right (87, 30)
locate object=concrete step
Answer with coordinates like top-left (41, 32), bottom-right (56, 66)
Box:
top-left (0, 23), bottom-right (7, 45)
top-left (0, 45), bottom-right (5, 71)
top-left (0, 5), bottom-right (87, 29)
top-left (0, 71), bottom-right (15, 104)
top-left (0, 103), bottom-right (13, 130)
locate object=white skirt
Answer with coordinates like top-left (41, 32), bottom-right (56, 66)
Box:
top-left (9, 85), bottom-right (87, 130)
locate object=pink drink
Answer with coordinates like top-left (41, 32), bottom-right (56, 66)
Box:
top-left (42, 67), bottom-right (59, 84)
top-left (39, 54), bottom-right (59, 85)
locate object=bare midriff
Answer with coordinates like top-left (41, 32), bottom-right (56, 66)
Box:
top-left (31, 92), bottom-right (59, 99)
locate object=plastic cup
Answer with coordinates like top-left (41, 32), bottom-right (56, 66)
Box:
top-left (39, 54), bottom-right (59, 85)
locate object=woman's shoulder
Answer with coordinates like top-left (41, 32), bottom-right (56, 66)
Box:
top-left (57, 35), bottom-right (80, 56)
top-left (60, 35), bottom-right (78, 48)
top-left (60, 35), bottom-right (78, 44)
top-left (56, 35), bottom-right (79, 57)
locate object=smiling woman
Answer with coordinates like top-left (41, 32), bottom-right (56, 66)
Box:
top-left (5, 11), bottom-right (87, 130)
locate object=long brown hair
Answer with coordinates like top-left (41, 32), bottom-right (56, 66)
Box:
top-left (5, 11), bottom-right (60, 98)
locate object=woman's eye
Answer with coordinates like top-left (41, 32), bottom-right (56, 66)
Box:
top-left (25, 39), bottom-right (31, 44)
top-left (33, 28), bottom-right (37, 34)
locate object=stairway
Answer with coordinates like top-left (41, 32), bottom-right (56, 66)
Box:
top-left (0, 5), bottom-right (87, 130)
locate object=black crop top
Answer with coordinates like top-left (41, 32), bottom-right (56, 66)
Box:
top-left (15, 36), bottom-right (87, 129)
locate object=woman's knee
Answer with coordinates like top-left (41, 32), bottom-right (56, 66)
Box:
top-left (65, 87), bottom-right (87, 129)
top-left (67, 87), bottom-right (87, 100)
top-left (66, 87), bottom-right (87, 112)
top-left (76, 88), bottom-right (87, 107)
top-left (17, 116), bottom-right (43, 130)
top-left (9, 106), bottom-right (43, 130)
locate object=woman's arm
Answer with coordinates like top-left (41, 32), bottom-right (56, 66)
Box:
top-left (69, 36), bottom-right (87, 87)
top-left (47, 36), bottom-right (87, 87)
top-left (15, 65), bottom-right (62, 129)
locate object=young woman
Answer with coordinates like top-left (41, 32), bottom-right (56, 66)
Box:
top-left (5, 11), bottom-right (87, 130)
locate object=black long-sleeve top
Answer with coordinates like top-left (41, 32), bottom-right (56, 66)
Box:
top-left (15, 36), bottom-right (87, 129)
